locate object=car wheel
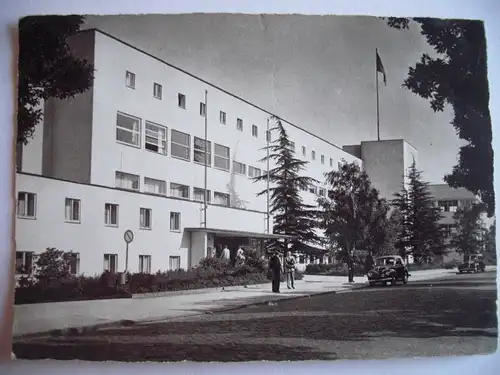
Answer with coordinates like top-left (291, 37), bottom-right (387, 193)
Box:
top-left (369, 282), bottom-right (375, 287)
top-left (403, 274), bottom-right (408, 284)
top-left (459, 270), bottom-right (463, 274)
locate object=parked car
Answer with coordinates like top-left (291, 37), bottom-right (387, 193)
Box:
top-left (367, 255), bottom-right (410, 286)
top-left (458, 254), bottom-right (486, 274)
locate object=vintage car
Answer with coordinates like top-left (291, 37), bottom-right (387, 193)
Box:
top-left (367, 255), bottom-right (410, 286)
top-left (458, 253), bottom-right (486, 274)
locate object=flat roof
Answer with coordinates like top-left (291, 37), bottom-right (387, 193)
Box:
top-left (184, 227), bottom-right (295, 240)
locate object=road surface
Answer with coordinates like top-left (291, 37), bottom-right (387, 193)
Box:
top-left (13, 271), bottom-right (497, 362)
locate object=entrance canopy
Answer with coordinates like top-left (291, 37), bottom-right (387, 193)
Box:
top-left (184, 227), bottom-right (295, 240)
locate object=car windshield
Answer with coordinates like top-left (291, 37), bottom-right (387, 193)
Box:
top-left (376, 257), bottom-right (395, 266)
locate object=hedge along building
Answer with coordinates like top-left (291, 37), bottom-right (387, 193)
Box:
top-left (15, 29), bottom-right (416, 276)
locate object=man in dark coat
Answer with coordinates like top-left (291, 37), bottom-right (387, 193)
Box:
top-left (347, 250), bottom-right (354, 283)
top-left (364, 253), bottom-right (374, 275)
top-left (269, 251), bottom-right (282, 293)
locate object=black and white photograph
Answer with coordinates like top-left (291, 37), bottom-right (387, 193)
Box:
top-left (11, 13), bottom-right (497, 362)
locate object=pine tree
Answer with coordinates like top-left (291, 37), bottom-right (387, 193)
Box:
top-left (451, 203), bottom-right (486, 256)
top-left (392, 162), bottom-right (445, 262)
top-left (318, 160), bottom-right (392, 259)
top-left (252, 116), bottom-right (320, 254)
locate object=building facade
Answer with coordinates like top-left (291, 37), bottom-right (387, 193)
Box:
top-left (16, 29), bottom-right (369, 276)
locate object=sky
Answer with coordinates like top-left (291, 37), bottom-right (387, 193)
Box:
top-left (83, 14), bottom-right (465, 184)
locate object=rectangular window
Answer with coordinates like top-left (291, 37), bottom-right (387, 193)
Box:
top-left (65, 198), bottom-right (81, 223)
top-left (318, 188), bottom-right (326, 197)
top-left (170, 212), bottom-right (181, 231)
top-left (15, 251), bottom-right (34, 274)
top-left (248, 166), bottom-right (262, 178)
top-left (233, 161), bottom-right (246, 175)
top-left (115, 171), bottom-right (140, 191)
top-left (170, 183), bottom-right (190, 199)
top-left (302, 146), bottom-right (306, 156)
top-left (236, 118), bottom-right (243, 131)
top-left (214, 192), bottom-right (230, 207)
top-left (193, 137), bottom-right (212, 166)
top-left (144, 177), bottom-right (166, 195)
top-left (309, 186), bottom-right (318, 195)
top-left (125, 71), bottom-right (135, 89)
top-left (193, 188), bottom-right (211, 203)
top-left (67, 252), bottom-right (80, 274)
top-left (140, 208), bottom-right (152, 229)
top-left (321, 154), bottom-right (325, 164)
top-left (169, 256), bottom-right (181, 271)
top-left (153, 83), bottom-right (162, 99)
top-left (200, 102), bottom-right (206, 117)
top-left (330, 158), bottom-right (333, 167)
top-left (104, 203), bottom-right (119, 226)
top-left (178, 93), bottom-right (186, 109)
top-left (116, 112), bottom-right (141, 147)
top-left (289, 141), bottom-right (295, 152)
top-left (170, 129), bottom-right (191, 160)
top-left (104, 254), bottom-right (118, 273)
top-left (139, 255), bottom-right (152, 274)
top-left (214, 143), bottom-right (230, 171)
top-left (266, 130), bottom-right (271, 142)
top-left (438, 200), bottom-right (459, 213)
top-left (220, 111), bottom-right (226, 125)
top-left (252, 124), bottom-right (258, 138)
top-left (145, 121), bottom-right (167, 154)
top-left (311, 150), bottom-right (316, 160)
top-left (17, 192), bottom-right (36, 218)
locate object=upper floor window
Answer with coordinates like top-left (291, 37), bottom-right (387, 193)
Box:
top-left (193, 137), bottom-right (212, 166)
top-left (17, 192), bottom-right (36, 219)
top-left (140, 208), bottom-right (152, 230)
top-left (200, 102), bottom-right (206, 117)
top-left (116, 112), bottom-right (141, 147)
top-left (248, 166), bottom-right (262, 178)
top-left (145, 121), bottom-right (167, 155)
top-left (214, 192), bottom-right (230, 207)
top-left (193, 188), bottom-right (211, 203)
top-left (153, 83), bottom-right (162, 99)
top-left (252, 124), bottom-right (258, 138)
top-left (115, 171), bottom-right (140, 191)
top-left (437, 200), bottom-right (459, 213)
top-left (214, 143), bottom-right (230, 171)
top-left (233, 161), bottom-right (246, 175)
top-left (330, 158), bottom-right (333, 167)
top-left (220, 111), bottom-right (226, 125)
top-left (178, 93), bottom-right (186, 109)
top-left (104, 204), bottom-right (119, 227)
top-left (65, 198), bottom-right (81, 223)
top-left (170, 212), bottom-right (181, 231)
top-left (321, 154), bottom-right (325, 164)
top-left (236, 118), bottom-right (243, 131)
top-left (302, 146), bottom-right (306, 157)
top-left (318, 188), bottom-right (326, 197)
top-left (170, 183), bottom-right (190, 199)
top-left (266, 130), bottom-right (271, 143)
top-left (311, 150), bottom-right (316, 161)
top-left (144, 177), bottom-right (166, 195)
top-left (125, 71), bottom-right (135, 89)
top-left (170, 129), bottom-right (190, 161)
top-left (289, 141), bottom-right (295, 152)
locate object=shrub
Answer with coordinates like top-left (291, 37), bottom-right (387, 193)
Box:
top-left (34, 247), bottom-right (77, 286)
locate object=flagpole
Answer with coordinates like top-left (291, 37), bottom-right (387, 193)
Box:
top-left (203, 89), bottom-right (208, 228)
top-left (266, 117), bottom-right (270, 234)
top-left (376, 48), bottom-right (381, 142)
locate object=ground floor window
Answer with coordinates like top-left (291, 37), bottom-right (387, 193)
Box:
top-left (66, 252), bottom-right (80, 274)
top-left (169, 256), bottom-right (181, 271)
top-left (104, 253), bottom-right (118, 273)
top-left (139, 255), bottom-right (152, 273)
top-left (15, 251), bottom-right (34, 274)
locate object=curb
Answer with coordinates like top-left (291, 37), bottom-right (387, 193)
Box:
top-left (13, 283), bottom-right (368, 341)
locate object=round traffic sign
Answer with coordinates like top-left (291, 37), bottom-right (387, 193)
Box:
top-left (124, 229), bottom-right (134, 244)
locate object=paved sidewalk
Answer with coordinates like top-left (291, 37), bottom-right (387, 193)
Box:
top-left (12, 268), bottom-right (488, 337)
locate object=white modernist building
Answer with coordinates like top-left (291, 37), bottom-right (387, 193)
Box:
top-left (15, 29), bottom-right (422, 276)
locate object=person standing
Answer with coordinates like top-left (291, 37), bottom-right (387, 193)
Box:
top-left (268, 251), bottom-right (282, 293)
top-left (284, 251), bottom-right (296, 289)
top-left (347, 250), bottom-right (355, 283)
top-left (236, 246), bottom-right (245, 267)
top-left (220, 245), bottom-right (230, 262)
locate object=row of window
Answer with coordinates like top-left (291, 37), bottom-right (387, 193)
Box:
top-left (17, 191), bottom-right (183, 231)
top-left (123, 70), bottom-right (336, 167)
top-left (436, 199), bottom-right (475, 213)
top-left (15, 250), bottom-right (182, 275)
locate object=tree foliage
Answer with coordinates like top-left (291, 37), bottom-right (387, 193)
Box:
top-left (392, 161), bottom-right (445, 262)
top-left (450, 203), bottom-right (486, 256)
top-left (317, 160), bottom-right (393, 258)
top-left (18, 15), bottom-right (94, 145)
top-left (252, 116), bottom-right (320, 253)
top-left (484, 221), bottom-right (496, 264)
top-left (385, 17), bottom-right (494, 217)
top-left (34, 247), bottom-right (77, 285)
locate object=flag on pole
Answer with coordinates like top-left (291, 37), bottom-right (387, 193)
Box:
top-left (376, 50), bottom-right (387, 85)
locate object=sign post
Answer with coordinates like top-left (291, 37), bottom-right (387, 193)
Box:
top-left (123, 229), bottom-right (134, 276)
